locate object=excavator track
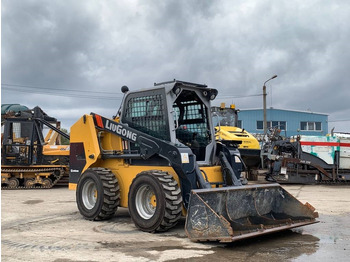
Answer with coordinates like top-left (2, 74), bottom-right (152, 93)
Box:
top-left (266, 173), bottom-right (350, 185)
top-left (317, 179), bottom-right (350, 185)
top-left (1, 166), bottom-right (67, 190)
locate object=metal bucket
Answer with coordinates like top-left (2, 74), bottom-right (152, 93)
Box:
top-left (185, 184), bottom-right (318, 242)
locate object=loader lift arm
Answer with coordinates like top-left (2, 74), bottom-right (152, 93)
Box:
top-left (76, 113), bottom-right (210, 206)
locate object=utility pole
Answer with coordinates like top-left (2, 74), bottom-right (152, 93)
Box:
top-left (263, 75), bottom-right (277, 133)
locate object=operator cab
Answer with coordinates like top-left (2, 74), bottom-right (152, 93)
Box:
top-left (120, 80), bottom-right (218, 166)
top-left (172, 89), bottom-right (213, 162)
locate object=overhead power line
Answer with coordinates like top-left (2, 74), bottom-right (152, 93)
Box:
top-left (2, 83), bottom-right (121, 95)
top-left (2, 87), bottom-right (122, 100)
top-left (1, 83), bottom-right (123, 100)
top-left (2, 82), bottom-right (262, 100)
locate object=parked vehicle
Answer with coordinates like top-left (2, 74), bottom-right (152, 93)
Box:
top-left (1, 106), bottom-right (70, 189)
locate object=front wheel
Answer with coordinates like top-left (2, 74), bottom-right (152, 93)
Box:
top-left (76, 168), bottom-right (120, 221)
top-left (128, 170), bottom-right (182, 233)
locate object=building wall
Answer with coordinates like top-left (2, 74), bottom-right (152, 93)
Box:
top-left (238, 108), bottom-right (328, 137)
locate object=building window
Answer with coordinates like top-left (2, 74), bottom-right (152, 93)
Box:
top-left (278, 121), bottom-right (286, 130)
top-left (300, 121), bottom-right (322, 131)
top-left (257, 121), bottom-right (286, 130)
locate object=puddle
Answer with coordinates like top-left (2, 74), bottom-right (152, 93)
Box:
top-left (173, 231), bottom-right (320, 262)
top-left (95, 230), bottom-right (320, 261)
top-left (23, 200), bottom-right (44, 205)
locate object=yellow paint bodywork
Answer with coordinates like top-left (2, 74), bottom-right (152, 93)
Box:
top-left (43, 145), bottom-right (70, 156)
top-left (70, 115), bottom-right (101, 174)
top-left (69, 183), bottom-right (77, 190)
top-left (215, 126), bottom-right (260, 150)
top-left (69, 115), bottom-right (225, 208)
top-left (94, 163), bottom-right (224, 207)
top-left (70, 161), bottom-right (224, 208)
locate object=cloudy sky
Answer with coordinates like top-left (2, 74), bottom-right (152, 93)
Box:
top-left (2, 0), bottom-right (350, 132)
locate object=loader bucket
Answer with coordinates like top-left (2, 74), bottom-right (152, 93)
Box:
top-left (185, 184), bottom-right (318, 242)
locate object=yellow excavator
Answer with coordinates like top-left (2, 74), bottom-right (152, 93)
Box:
top-left (69, 80), bottom-right (318, 242)
top-left (1, 106), bottom-right (70, 188)
top-left (211, 103), bottom-right (261, 179)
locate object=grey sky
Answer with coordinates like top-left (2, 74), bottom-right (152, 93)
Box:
top-left (2, 0), bottom-right (350, 132)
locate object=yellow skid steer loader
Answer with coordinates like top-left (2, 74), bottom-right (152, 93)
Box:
top-left (69, 80), bottom-right (318, 242)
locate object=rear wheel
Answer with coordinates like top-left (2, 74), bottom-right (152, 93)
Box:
top-left (128, 170), bottom-right (182, 233)
top-left (76, 168), bottom-right (120, 221)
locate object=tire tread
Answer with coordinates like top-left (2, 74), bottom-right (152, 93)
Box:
top-left (130, 170), bottom-right (182, 233)
top-left (79, 167), bottom-right (120, 221)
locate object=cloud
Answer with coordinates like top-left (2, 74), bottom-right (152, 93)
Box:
top-left (2, 0), bottom-right (350, 132)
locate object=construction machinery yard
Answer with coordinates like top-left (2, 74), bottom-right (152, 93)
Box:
top-left (1, 80), bottom-right (350, 261)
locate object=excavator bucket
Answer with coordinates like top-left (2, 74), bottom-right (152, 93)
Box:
top-left (185, 184), bottom-right (318, 242)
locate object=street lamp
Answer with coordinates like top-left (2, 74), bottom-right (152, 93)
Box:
top-left (263, 75), bottom-right (277, 133)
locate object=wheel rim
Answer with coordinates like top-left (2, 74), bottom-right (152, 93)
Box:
top-left (135, 185), bottom-right (156, 219)
top-left (82, 179), bottom-right (97, 210)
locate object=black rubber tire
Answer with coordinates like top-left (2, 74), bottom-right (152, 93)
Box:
top-left (76, 167), bottom-right (120, 221)
top-left (128, 170), bottom-right (182, 233)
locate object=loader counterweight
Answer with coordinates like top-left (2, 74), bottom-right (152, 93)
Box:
top-left (69, 115), bottom-right (102, 189)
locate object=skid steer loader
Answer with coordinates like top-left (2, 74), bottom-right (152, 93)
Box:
top-left (69, 80), bottom-right (318, 242)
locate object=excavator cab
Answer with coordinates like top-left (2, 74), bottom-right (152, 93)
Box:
top-left (69, 80), bottom-right (318, 243)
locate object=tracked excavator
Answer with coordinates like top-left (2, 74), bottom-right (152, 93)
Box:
top-left (69, 80), bottom-right (318, 242)
top-left (1, 106), bottom-right (70, 189)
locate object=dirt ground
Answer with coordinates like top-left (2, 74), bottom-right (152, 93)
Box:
top-left (2, 184), bottom-right (350, 262)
